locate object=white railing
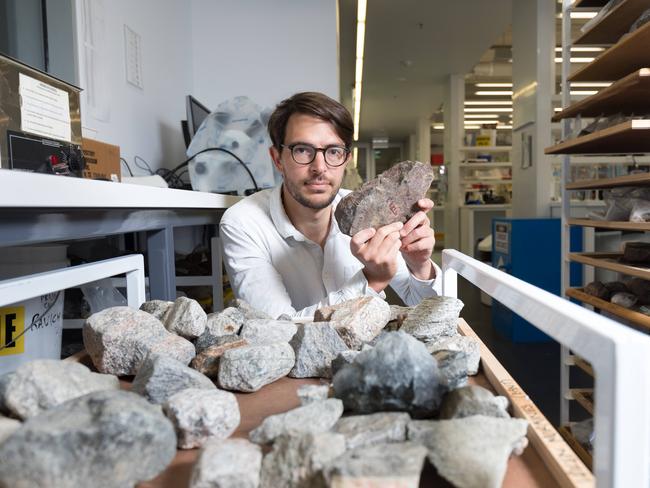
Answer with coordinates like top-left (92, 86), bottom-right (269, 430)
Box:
top-left (442, 249), bottom-right (650, 488)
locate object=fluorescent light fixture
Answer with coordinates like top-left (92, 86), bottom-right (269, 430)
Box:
top-left (570, 11), bottom-right (597, 19)
top-left (554, 107), bottom-right (562, 112)
top-left (432, 124), bottom-right (445, 130)
top-left (475, 82), bottom-right (512, 87)
top-left (555, 46), bottom-right (604, 52)
top-left (464, 125), bottom-right (480, 129)
top-left (497, 125), bottom-right (512, 129)
top-left (571, 82), bottom-right (611, 87)
top-left (464, 100), bottom-right (513, 106)
top-left (353, 0), bottom-right (367, 141)
top-left (555, 57), bottom-right (596, 63)
top-left (570, 90), bottom-right (598, 95)
top-left (475, 91), bottom-right (513, 96)
top-left (463, 120), bottom-right (498, 124)
top-left (464, 107), bottom-right (513, 112)
top-left (352, 147), bottom-right (358, 168)
top-left (465, 114), bottom-right (499, 118)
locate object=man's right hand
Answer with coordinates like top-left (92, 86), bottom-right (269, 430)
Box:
top-left (350, 222), bottom-right (403, 293)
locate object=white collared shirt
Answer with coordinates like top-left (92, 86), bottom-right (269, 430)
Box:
top-left (220, 185), bottom-right (442, 319)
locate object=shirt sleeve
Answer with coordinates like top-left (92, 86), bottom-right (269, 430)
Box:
top-left (220, 222), bottom-right (383, 319)
top-left (388, 255), bottom-right (441, 306)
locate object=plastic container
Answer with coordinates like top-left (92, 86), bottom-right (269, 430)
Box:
top-left (0, 245), bottom-right (68, 375)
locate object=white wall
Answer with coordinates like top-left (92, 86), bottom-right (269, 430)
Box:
top-left (189, 0), bottom-right (339, 113)
top-left (75, 0), bottom-right (193, 174)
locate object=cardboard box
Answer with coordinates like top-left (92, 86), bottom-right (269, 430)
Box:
top-left (81, 138), bottom-right (121, 182)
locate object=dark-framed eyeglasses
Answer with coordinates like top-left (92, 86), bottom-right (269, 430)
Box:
top-left (281, 143), bottom-right (350, 167)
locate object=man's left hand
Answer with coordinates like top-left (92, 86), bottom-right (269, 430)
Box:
top-left (399, 198), bottom-right (436, 280)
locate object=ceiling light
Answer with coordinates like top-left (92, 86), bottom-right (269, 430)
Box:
top-left (464, 119), bottom-right (498, 123)
top-left (465, 114), bottom-right (499, 118)
top-left (571, 82), bottom-right (611, 87)
top-left (554, 107), bottom-right (563, 112)
top-left (353, 0), bottom-right (367, 141)
top-left (497, 125), bottom-right (512, 129)
top-left (570, 11), bottom-right (597, 19)
top-left (475, 91), bottom-right (513, 96)
top-left (570, 90), bottom-right (598, 95)
top-left (464, 125), bottom-right (481, 129)
top-left (465, 101), bottom-right (512, 106)
top-left (555, 47), bottom-right (604, 52)
top-left (465, 107), bottom-right (513, 112)
top-left (432, 124), bottom-right (445, 130)
top-left (475, 83), bottom-right (512, 88)
top-left (555, 57), bottom-right (596, 63)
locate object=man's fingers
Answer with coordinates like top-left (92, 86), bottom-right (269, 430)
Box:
top-left (400, 211), bottom-right (429, 237)
top-left (351, 228), bottom-right (376, 250)
top-left (401, 226), bottom-right (430, 247)
top-left (418, 198), bottom-right (434, 212)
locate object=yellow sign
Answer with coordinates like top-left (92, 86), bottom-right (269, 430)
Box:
top-left (476, 135), bottom-right (492, 146)
top-left (0, 307), bottom-right (25, 356)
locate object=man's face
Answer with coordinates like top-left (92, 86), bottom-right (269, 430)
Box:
top-left (270, 113), bottom-right (349, 210)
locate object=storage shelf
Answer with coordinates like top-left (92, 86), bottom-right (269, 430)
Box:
top-left (574, 0), bottom-right (650, 46)
top-left (568, 218), bottom-right (650, 230)
top-left (571, 388), bottom-right (595, 414)
top-left (567, 171), bottom-right (650, 190)
top-left (551, 154), bottom-right (650, 164)
top-left (558, 425), bottom-right (593, 471)
top-left (461, 179), bottom-right (512, 185)
top-left (566, 287), bottom-right (650, 331)
top-left (553, 69), bottom-right (650, 121)
top-left (545, 119), bottom-right (650, 155)
top-left (459, 162), bottom-right (513, 168)
top-left (569, 251), bottom-right (650, 280)
top-left (569, 20), bottom-right (650, 82)
top-left (572, 355), bottom-right (595, 377)
top-left (460, 146), bottom-right (512, 152)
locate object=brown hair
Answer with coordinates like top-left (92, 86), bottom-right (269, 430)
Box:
top-left (267, 92), bottom-right (353, 150)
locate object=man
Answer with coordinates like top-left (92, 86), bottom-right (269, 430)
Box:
top-left (220, 92), bottom-right (441, 319)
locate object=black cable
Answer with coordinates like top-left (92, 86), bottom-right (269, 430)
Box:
top-left (172, 147), bottom-right (259, 192)
top-left (134, 155), bottom-right (154, 175)
top-left (120, 157), bottom-right (134, 176)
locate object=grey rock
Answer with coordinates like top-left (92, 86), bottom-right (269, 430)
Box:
top-left (572, 418), bottom-right (594, 452)
top-left (163, 388), bottom-right (240, 449)
top-left (331, 350), bottom-right (359, 377)
top-left (623, 241), bottom-right (650, 264)
top-left (604, 281), bottom-right (629, 295)
top-left (197, 307), bottom-right (247, 352)
top-left (83, 306), bottom-right (195, 375)
top-left (611, 291), bottom-right (638, 308)
top-left (190, 339), bottom-right (249, 378)
top-left (333, 331), bottom-right (443, 417)
top-left (218, 342), bottom-right (295, 392)
top-left (0, 360), bottom-right (119, 419)
top-left (0, 416), bottom-right (21, 444)
top-left (239, 319), bottom-right (298, 345)
top-left (139, 299), bottom-right (174, 322)
top-left (315, 297), bottom-right (390, 350)
top-left (190, 438), bottom-right (262, 488)
top-left (333, 412), bottom-right (410, 449)
top-left (146, 333), bottom-right (197, 366)
top-left (388, 304), bottom-right (411, 329)
top-left (627, 277), bottom-right (650, 305)
top-left (250, 398), bottom-right (343, 445)
top-left (0, 390), bottom-right (176, 488)
top-left (426, 335), bottom-right (481, 375)
top-left (434, 350), bottom-right (470, 390)
top-left (439, 385), bottom-right (509, 420)
top-left (584, 281), bottom-right (610, 300)
top-left (297, 384), bottom-right (330, 405)
top-left (335, 160), bottom-right (434, 236)
top-left (132, 354), bottom-right (216, 404)
top-left (324, 441), bottom-right (427, 488)
top-left (260, 432), bottom-right (346, 488)
top-left (408, 416), bottom-right (529, 488)
top-left (164, 296), bottom-right (207, 339)
top-left (229, 298), bottom-right (273, 320)
top-left (400, 296), bottom-right (464, 341)
top-left (289, 322), bottom-right (349, 378)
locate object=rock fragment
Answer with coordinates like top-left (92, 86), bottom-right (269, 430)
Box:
top-left (163, 296), bottom-right (207, 339)
top-left (218, 342), bottom-right (295, 392)
top-left (239, 319), bottom-right (297, 345)
top-left (331, 350), bottom-right (359, 377)
top-left (132, 354), bottom-right (216, 404)
top-left (139, 300), bottom-right (173, 322)
top-left (333, 331), bottom-right (443, 417)
top-left (83, 306), bottom-right (195, 375)
top-left (434, 350), bottom-right (470, 390)
top-left (260, 432), bottom-right (346, 488)
top-left (408, 415), bottom-right (529, 488)
top-left (0, 416), bottom-right (21, 444)
top-left (196, 307), bottom-right (247, 352)
top-left (439, 385), bottom-right (509, 420)
top-left (334, 160), bottom-right (435, 236)
top-left (229, 298), bottom-right (273, 320)
top-left (250, 398), bottom-right (343, 445)
top-left (315, 297), bottom-right (390, 350)
top-left (289, 322), bottom-right (348, 378)
top-left (190, 438), bottom-right (262, 488)
top-left (296, 384), bottom-right (330, 405)
top-left (426, 335), bottom-right (481, 375)
top-left (190, 339), bottom-right (248, 378)
top-left (400, 296), bottom-right (464, 341)
top-left (0, 360), bottom-right (119, 419)
top-left (324, 441), bottom-right (427, 488)
top-left (163, 388), bottom-right (240, 449)
top-left (0, 390), bottom-right (176, 488)
top-left (333, 412), bottom-right (410, 449)
top-left (146, 334), bottom-right (197, 366)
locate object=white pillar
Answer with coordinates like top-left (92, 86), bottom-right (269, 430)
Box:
top-left (408, 133), bottom-right (417, 161)
top-left (443, 74), bottom-right (464, 251)
top-left (511, 0), bottom-right (555, 217)
top-left (416, 118), bottom-right (431, 164)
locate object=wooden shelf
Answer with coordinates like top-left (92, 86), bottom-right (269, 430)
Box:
top-left (568, 218), bottom-right (650, 230)
top-left (569, 251), bottom-right (650, 280)
top-left (571, 388), bottom-right (595, 414)
top-left (460, 146), bottom-right (512, 152)
top-left (553, 69), bottom-right (650, 121)
top-left (570, 354), bottom-right (595, 377)
top-left (558, 425), bottom-right (593, 471)
top-left (566, 287), bottom-right (650, 331)
top-left (569, 20), bottom-right (650, 82)
top-left (545, 119), bottom-right (650, 154)
top-left (574, 0), bottom-right (650, 45)
top-left (567, 171), bottom-right (650, 190)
